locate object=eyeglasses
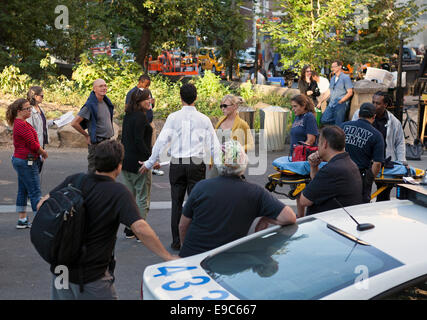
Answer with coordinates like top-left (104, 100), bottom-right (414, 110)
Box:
top-left (38, 94), bottom-right (44, 98)
top-left (220, 104), bottom-right (232, 109)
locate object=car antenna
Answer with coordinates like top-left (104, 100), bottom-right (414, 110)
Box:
top-left (333, 198), bottom-right (375, 231)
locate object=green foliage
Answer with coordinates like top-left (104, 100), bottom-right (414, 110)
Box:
top-left (0, 65), bottom-right (31, 95)
top-left (192, 71), bottom-right (230, 117)
top-left (0, 0), bottom-right (110, 75)
top-left (41, 75), bottom-right (86, 106)
top-left (0, 54), bottom-right (289, 124)
top-left (150, 75), bottom-right (182, 119)
top-left (239, 81), bottom-right (255, 103)
top-left (262, 0), bottom-right (426, 72)
top-left (351, 0), bottom-right (427, 61)
top-left (262, 0), bottom-right (368, 72)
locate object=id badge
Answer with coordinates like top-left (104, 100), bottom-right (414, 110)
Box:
top-left (28, 160), bottom-right (33, 166)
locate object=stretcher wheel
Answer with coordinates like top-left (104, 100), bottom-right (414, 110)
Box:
top-left (287, 190), bottom-right (297, 200)
top-left (265, 181), bottom-right (276, 192)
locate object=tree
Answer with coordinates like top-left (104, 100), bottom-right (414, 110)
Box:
top-left (261, 0), bottom-right (426, 74)
top-left (350, 0), bottom-right (427, 63)
top-left (107, 0), bottom-right (224, 67)
top-left (197, 0), bottom-right (250, 80)
top-left (0, 0), bottom-right (109, 75)
top-left (261, 0), bottom-right (371, 73)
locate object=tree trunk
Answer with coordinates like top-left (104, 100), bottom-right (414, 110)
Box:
top-left (136, 27), bottom-right (152, 71)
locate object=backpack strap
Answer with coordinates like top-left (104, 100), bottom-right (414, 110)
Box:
top-left (69, 172), bottom-right (88, 293)
top-left (70, 173), bottom-right (87, 192)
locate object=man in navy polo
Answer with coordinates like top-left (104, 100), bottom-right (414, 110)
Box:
top-left (299, 126), bottom-right (363, 216)
top-left (318, 60), bottom-right (354, 126)
top-left (341, 103), bottom-right (385, 203)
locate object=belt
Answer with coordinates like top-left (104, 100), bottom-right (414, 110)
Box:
top-left (95, 137), bottom-right (111, 144)
top-left (171, 157), bottom-right (204, 165)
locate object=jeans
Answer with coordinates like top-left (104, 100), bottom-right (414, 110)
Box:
top-left (11, 156), bottom-right (41, 213)
top-left (321, 100), bottom-right (349, 126)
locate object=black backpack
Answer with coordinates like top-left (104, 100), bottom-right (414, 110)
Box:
top-left (31, 173), bottom-right (88, 289)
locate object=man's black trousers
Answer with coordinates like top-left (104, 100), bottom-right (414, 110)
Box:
top-left (360, 168), bottom-right (375, 203)
top-left (169, 158), bottom-right (206, 247)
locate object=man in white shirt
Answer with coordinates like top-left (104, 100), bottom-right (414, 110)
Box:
top-left (312, 71), bottom-right (330, 112)
top-left (139, 83), bottom-right (221, 250)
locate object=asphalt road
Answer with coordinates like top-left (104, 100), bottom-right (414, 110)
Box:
top-left (0, 146), bottom-right (295, 300)
top-left (0, 146), bottom-right (426, 300)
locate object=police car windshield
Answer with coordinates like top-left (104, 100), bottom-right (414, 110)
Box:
top-left (201, 218), bottom-right (403, 300)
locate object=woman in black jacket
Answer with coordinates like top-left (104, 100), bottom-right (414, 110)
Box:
top-left (121, 88), bottom-right (157, 238)
top-left (298, 65), bottom-right (320, 105)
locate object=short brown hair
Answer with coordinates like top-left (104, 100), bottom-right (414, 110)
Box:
top-left (95, 140), bottom-right (124, 173)
top-left (320, 126), bottom-right (346, 151)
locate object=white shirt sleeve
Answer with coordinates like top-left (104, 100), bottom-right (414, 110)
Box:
top-left (144, 114), bottom-right (174, 169)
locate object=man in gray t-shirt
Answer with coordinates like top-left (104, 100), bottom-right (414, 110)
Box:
top-left (71, 79), bottom-right (115, 173)
top-left (78, 100), bottom-right (114, 139)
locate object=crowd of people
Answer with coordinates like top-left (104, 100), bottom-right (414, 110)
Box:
top-left (5, 57), bottom-right (407, 299)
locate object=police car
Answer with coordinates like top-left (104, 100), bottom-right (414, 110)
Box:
top-left (142, 184), bottom-right (427, 300)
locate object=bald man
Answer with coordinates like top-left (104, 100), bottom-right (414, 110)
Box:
top-left (71, 79), bottom-right (115, 173)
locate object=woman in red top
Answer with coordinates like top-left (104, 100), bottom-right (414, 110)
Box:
top-left (6, 98), bottom-right (48, 229)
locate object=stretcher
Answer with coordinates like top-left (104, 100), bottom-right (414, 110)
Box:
top-left (265, 156), bottom-right (425, 200)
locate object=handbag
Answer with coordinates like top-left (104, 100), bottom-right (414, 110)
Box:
top-left (292, 142), bottom-right (318, 162)
top-left (405, 139), bottom-right (424, 161)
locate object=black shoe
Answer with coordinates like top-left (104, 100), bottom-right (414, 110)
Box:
top-left (124, 227), bottom-right (135, 239)
top-left (170, 242), bottom-right (181, 251)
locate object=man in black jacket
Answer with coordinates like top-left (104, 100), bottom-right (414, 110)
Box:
top-left (38, 140), bottom-right (178, 300)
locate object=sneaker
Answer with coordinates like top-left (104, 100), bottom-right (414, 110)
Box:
top-left (152, 169), bottom-right (164, 176)
top-left (16, 219), bottom-right (30, 229)
top-left (124, 227), bottom-right (135, 239)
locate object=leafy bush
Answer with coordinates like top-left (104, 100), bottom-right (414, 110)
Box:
top-left (150, 75), bottom-right (182, 119)
top-left (0, 53), bottom-right (291, 125)
top-left (192, 71), bottom-right (230, 117)
top-left (0, 65), bottom-right (31, 96)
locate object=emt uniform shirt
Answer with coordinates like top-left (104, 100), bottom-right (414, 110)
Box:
top-left (144, 106), bottom-right (221, 169)
top-left (341, 119), bottom-right (385, 170)
top-left (303, 152), bottom-right (363, 215)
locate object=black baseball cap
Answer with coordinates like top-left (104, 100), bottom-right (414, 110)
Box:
top-left (359, 102), bottom-right (376, 118)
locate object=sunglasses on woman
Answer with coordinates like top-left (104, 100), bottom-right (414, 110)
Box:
top-left (220, 104), bottom-right (232, 109)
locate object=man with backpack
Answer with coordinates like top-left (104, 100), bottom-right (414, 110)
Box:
top-left (35, 140), bottom-right (178, 300)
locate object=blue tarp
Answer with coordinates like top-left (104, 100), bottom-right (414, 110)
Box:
top-left (272, 156), bottom-right (415, 177)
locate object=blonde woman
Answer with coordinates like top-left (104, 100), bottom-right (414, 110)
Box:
top-left (207, 94), bottom-right (254, 178)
